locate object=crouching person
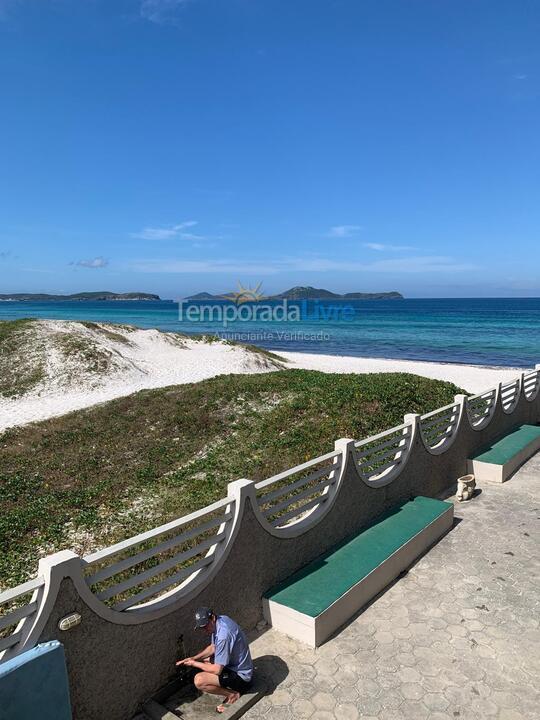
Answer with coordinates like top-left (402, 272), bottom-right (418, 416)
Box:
top-left (176, 607), bottom-right (254, 713)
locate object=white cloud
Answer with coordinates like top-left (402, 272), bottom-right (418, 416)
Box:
top-left (284, 255), bottom-right (474, 274)
top-left (364, 243), bottom-right (416, 252)
top-left (140, 0), bottom-right (190, 25)
top-left (327, 225), bottom-right (363, 238)
top-left (132, 221), bottom-right (199, 241)
top-left (130, 254), bottom-right (475, 275)
top-left (359, 256), bottom-right (475, 273)
top-left (177, 232), bottom-right (211, 241)
top-left (135, 227), bottom-right (179, 241)
top-left (74, 257), bottom-right (109, 269)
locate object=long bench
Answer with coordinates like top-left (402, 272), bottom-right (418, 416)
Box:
top-left (262, 496), bottom-right (453, 647)
top-left (467, 424), bottom-right (540, 484)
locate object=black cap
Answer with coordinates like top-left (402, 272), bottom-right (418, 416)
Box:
top-left (194, 607), bottom-right (213, 629)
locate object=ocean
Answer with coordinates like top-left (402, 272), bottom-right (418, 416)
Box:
top-left (1, 297), bottom-right (539, 368)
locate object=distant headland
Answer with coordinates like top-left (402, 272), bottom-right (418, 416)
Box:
top-left (0, 287), bottom-right (403, 302)
top-left (0, 291), bottom-right (161, 302)
top-left (186, 286), bottom-right (403, 301)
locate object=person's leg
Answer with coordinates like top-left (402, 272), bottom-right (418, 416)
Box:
top-left (193, 671), bottom-right (240, 709)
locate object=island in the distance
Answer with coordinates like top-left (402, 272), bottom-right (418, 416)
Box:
top-left (0, 291), bottom-right (161, 301)
top-left (186, 286), bottom-right (403, 301)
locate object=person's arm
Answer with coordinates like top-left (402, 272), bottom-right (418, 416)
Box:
top-left (176, 643), bottom-right (215, 666)
top-left (193, 643), bottom-right (215, 661)
top-left (181, 658), bottom-right (223, 675)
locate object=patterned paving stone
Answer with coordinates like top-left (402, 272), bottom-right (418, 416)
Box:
top-left (378, 688), bottom-right (403, 709)
top-left (394, 651), bottom-right (417, 667)
top-left (311, 691), bottom-right (336, 711)
top-left (398, 667), bottom-right (422, 684)
top-left (334, 653), bottom-right (356, 668)
top-left (423, 692), bottom-right (450, 712)
top-left (310, 712), bottom-right (334, 720)
top-left (313, 675), bottom-right (338, 693)
top-left (355, 677), bottom-right (380, 696)
top-left (498, 710), bottom-right (527, 720)
top-left (262, 706), bottom-right (289, 719)
top-left (399, 699), bottom-right (429, 719)
top-left (334, 703), bottom-right (359, 720)
top-left (268, 688), bottom-right (292, 706)
top-left (400, 682), bottom-right (425, 701)
top-left (314, 658), bottom-right (338, 677)
top-left (292, 662), bottom-right (317, 680)
top-left (355, 694), bottom-right (382, 716)
top-left (244, 454), bottom-right (540, 720)
top-left (290, 698), bottom-right (314, 717)
top-left (333, 684), bottom-right (359, 703)
top-left (374, 630), bottom-right (394, 645)
top-left (290, 680), bottom-right (317, 699)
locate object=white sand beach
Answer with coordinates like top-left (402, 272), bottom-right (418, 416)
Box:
top-left (281, 351), bottom-right (526, 395)
top-left (0, 320), bottom-right (529, 432)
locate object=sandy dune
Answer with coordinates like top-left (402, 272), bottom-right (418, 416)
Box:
top-left (0, 319), bottom-right (529, 431)
top-left (0, 320), bottom-right (282, 431)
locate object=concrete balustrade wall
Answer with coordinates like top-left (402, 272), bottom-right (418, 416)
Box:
top-left (0, 368), bottom-right (539, 720)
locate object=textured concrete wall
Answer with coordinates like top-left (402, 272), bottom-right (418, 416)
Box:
top-left (20, 380), bottom-right (540, 720)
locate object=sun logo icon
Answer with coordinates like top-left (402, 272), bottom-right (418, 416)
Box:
top-left (225, 280), bottom-right (266, 305)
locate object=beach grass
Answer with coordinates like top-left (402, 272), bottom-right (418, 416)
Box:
top-left (0, 369), bottom-right (463, 588)
top-left (55, 330), bottom-right (115, 375)
top-left (0, 319), bottom-right (45, 398)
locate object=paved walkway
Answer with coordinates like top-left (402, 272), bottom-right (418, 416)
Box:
top-left (245, 454), bottom-right (540, 720)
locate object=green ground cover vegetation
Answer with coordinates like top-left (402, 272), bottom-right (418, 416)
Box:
top-left (0, 369), bottom-right (463, 588)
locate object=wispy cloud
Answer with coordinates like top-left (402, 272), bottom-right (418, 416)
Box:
top-left (288, 255), bottom-right (475, 274)
top-left (130, 254), bottom-right (475, 275)
top-left (358, 256), bottom-right (475, 273)
top-left (364, 243), bottom-right (416, 252)
top-left (72, 256), bottom-right (109, 269)
top-left (177, 233), bottom-right (209, 241)
top-left (514, 74), bottom-right (528, 80)
top-left (327, 225), bottom-right (363, 238)
top-left (140, 0), bottom-right (190, 25)
top-left (132, 221), bottom-right (199, 241)
top-left (0, 250), bottom-right (11, 259)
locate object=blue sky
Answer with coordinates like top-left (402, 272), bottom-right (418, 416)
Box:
top-left (0, 0), bottom-right (539, 298)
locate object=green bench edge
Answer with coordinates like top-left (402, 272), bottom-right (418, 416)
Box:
top-left (264, 496), bottom-right (452, 618)
top-left (470, 424), bottom-right (540, 466)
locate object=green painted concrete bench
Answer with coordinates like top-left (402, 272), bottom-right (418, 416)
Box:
top-left (263, 496), bottom-right (453, 647)
top-left (467, 424), bottom-right (540, 483)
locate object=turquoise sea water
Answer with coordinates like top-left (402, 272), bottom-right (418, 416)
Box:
top-left (1, 298), bottom-right (539, 368)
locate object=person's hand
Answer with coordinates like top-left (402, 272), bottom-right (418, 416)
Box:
top-left (183, 658), bottom-right (196, 667)
top-left (176, 657), bottom-right (194, 667)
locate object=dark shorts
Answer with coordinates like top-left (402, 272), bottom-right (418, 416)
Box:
top-left (218, 667), bottom-right (252, 693)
